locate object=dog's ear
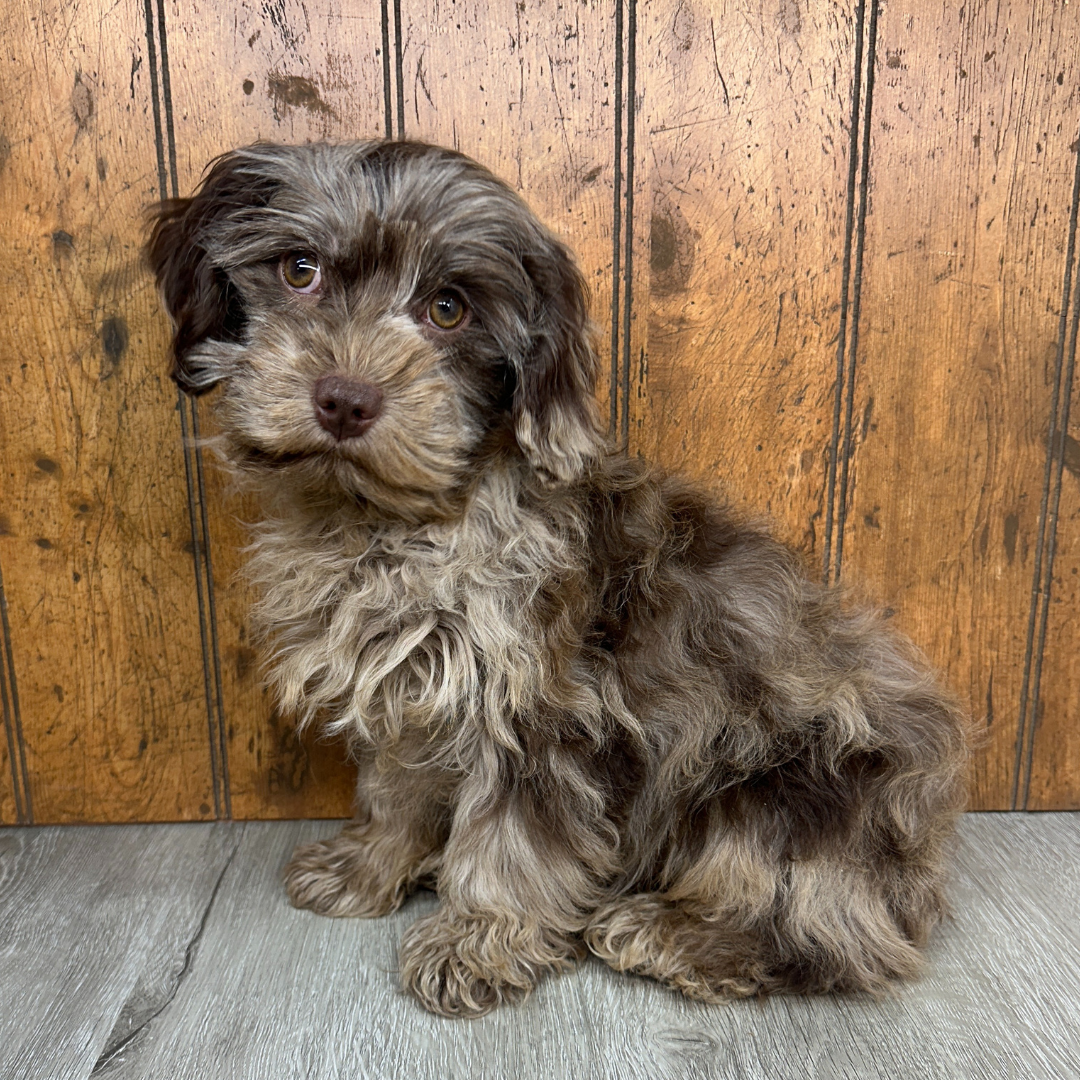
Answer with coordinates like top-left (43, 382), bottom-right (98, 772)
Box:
top-left (146, 153), bottom-right (275, 394)
top-left (513, 241), bottom-right (604, 483)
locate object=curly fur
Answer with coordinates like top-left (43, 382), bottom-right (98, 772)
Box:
top-left (147, 140), bottom-right (968, 1017)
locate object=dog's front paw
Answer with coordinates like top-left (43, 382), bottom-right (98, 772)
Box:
top-left (284, 823), bottom-right (432, 919)
top-left (398, 908), bottom-right (577, 1017)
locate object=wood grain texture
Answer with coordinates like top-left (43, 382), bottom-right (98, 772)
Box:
top-left (638, 0), bottom-right (854, 555)
top-left (0, 0), bottom-right (217, 822)
top-left (838, 1), bottom-right (1080, 810)
top-left (1, 814), bottom-right (1077, 1079)
top-left (0, 751), bottom-right (12, 826)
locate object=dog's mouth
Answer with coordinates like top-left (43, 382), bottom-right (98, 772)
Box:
top-left (230, 438), bottom-right (473, 523)
top-left (234, 442), bottom-right (380, 482)
top-left (231, 440), bottom-right (379, 503)
top-left (235, 446), bottom-right (309, 469)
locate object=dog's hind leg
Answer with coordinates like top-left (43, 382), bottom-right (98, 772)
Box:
top-left (588, 743), bottom-right (959, 1000)
top-left (586, 853), bottom-right (927, 1002)
top-left (284, 745), bottom-right (455, 918)
top-left (586, 860), bottom-right (927, 1002)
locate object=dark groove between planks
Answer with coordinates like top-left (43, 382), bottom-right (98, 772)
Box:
top-left (155, 0), bottom-right (179, 198)
top-left (1015, 135), bottom-right (1080, 810)
top-left (833, 0), bottom-right (879, 581)
top-left (160, 0), bottom-right (231, 818)
top-left (143, 0), bottom-right (231, 818)
top-left (190, 407), bottom-right (232, 817)
top-left (619, 0), bottom-right (638, 449)
top-left (609, 0), bottom-right (639, 447)
top-left (0, 561), bottom-right (30, 823)
top-left (141, 0), bottom-right (168, 222)
top-left (823, 0), bottom-right (874, 584)
top-left (381, 1), bottom-right (393, 139)
top-left (393, 0), bottom-right (405, 139)
top-left (609, 0), bottom-right (625, 438)
top-left (176, 397), bottom-right (226, 818)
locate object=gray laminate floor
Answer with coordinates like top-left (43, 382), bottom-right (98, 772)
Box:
top-left (1, 814), bottom-right (1078, 1080)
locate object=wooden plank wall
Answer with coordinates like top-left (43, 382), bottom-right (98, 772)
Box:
top-left (0, 0), bottom-right (1077, 823)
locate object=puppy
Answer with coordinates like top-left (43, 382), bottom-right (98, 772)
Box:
top-left (148, 140), bottom-right (967, 1017)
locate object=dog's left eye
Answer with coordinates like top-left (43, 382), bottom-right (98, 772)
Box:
top-left (427, 289), bottom-right (467, 330)
top-left (281, 252), bottom-right (322, 294)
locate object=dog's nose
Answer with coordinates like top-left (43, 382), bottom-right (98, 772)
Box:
top-left (312, 375), bottom-right (384, 440)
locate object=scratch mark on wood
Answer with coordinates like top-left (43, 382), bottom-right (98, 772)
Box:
top-left (414, 50), bottom-right (434, 122)
top-left (709, 18), bottom-right (730, 108)
top-left (260, 0), bottom-right (306, 64)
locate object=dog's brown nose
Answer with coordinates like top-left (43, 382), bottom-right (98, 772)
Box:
top-left (312, 375), bottom-right (383, 440)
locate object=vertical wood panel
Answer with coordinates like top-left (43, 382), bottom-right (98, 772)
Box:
top-left (0, 0), bottom-right (216, 821)
top-left (639, 0), bottom-right (855, 554)
top-left (1026, 150), bottom-right (1080, 811)
top-left (840, 1), bottom-right (1080, 809)
top-left (160, 0), bottom-right (391, 818)
top-left (396, 0), bottom-right (640, 420)
top-left (1028, 419), bottom-right (1080, 808)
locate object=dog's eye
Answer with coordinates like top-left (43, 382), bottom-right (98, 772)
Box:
top-left (427, 289), bottom-right (467, 330)
top-left (281, 252), bottom-right (322, 294)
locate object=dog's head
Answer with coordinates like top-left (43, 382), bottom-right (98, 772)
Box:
top-left (147, 141), bottom-right (602, 517)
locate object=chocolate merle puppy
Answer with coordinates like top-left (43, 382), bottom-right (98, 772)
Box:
top-left (147, 140), bottom-right (967, 1017)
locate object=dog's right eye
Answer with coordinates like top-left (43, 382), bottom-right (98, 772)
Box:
top-left (281, 252), bottom-right (322, 294)
top-left (427, 289), bottom-right (467, 330)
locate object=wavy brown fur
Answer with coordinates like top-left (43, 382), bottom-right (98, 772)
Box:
top-left (147, 140), bottom-right (968, 1017)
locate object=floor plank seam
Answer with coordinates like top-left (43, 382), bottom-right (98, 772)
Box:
top-left (90, 825), bottom-right (246, 1074)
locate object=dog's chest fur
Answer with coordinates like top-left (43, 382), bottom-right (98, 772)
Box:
top-left (247, 471), bottom-right (587, 750)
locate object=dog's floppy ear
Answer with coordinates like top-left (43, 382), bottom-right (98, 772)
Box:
top-left (513, 241), bottom-right (604, 483)
top-left (146, 152), bottom-right (275, 394)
